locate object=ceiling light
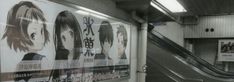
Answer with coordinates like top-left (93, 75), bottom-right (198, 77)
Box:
top-left (156, 0), bottom-right (187, 13)
top-left (150, 1), bottom-right (176, 20)
top-left (150, 1), bottom-right (167, 14)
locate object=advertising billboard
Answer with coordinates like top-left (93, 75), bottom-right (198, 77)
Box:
top-left (0, 0), bottom-right (131, 82)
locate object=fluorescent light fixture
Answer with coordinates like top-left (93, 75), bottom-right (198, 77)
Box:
top-left (150, 1), bottom-right (176, 20)
top-left (156, 0), bottom-right (187, 13)
top-left (150, 1), bottom-right (167, 14)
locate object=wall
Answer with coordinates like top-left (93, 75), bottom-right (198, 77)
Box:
top-left (184, 15), bottom-right (234, 38)
top-left (186, 38), bottom-right (234, 72)
top-left (191, 39), bottom-right (218, 65)
top-left (184, 15), bottom-right (234, 72)
top-left (61, 0), bottom-right (138, 82)
top-left (153, 22), bottom-right (184, 46)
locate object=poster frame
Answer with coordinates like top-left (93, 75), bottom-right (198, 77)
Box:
top-left (217, 39), bottom-right (234, 62)
top-left (0, 0), bottom-right (134, 81)
top-left (48, 0), bottom-right (133, 80)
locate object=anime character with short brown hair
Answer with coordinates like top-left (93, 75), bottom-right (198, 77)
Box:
top-left (2, 1), bottom-right (49, 82)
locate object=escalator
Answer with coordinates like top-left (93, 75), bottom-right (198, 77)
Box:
top-left (146, 30), bottom-right (234, 82)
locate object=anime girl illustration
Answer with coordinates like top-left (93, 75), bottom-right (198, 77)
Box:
top-left (2, 1), bottom-right (49, 82)
top-left (52, 11), bottom-right (82, 82)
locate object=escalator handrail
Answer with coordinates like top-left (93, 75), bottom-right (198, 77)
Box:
top-left (148, 30), bottom-right (234, 78)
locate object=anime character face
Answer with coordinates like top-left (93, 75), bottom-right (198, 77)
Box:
top-left (26, 19), bottom-right (46, 52)
top-left (99, 21), bottom-right (113, 56)
top-left (117, 33), bottom-right (125, 57)
top-left (60, 25), bottom-right (74, 50)
top-left (102, 39), bottom-right (111, 56)
top-left (2, 1), bottom-right (49, 52)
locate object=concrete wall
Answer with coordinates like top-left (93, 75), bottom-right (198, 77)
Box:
top-left (61, 0), bottom-right (138, 82)
top-left (153, 22), bottom-right (184, 46)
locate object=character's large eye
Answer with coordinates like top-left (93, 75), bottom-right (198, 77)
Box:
top-left (69, 31), bottom-right (74, 38)
top-left (62, 35), bottom-right (66, 41)
top-left (31, 33), bottom-right (36, 40)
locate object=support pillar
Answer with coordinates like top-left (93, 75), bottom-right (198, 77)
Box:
top-left (137, 22), bottom-right (148, 82)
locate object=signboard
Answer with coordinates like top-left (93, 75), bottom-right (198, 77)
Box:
top-left (0, 0), bottom-right (130, 82)
top-left (218, 40), bottom-right (234, 61)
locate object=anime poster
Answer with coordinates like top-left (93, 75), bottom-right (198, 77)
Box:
top-left (218, 40), bottom-right (234, 61)
top-left (0, 0), bottom-right (130, 82)
top-left (0, 1), bottom-right (54, 82)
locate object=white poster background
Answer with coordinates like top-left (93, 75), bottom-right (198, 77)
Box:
top-left (0, 0), bottom-right (130, 81)
top-left (218, 40), bottom-right (234, 61)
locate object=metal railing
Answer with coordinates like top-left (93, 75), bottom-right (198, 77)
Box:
top-left (148, 30), bottom-right (234, 78)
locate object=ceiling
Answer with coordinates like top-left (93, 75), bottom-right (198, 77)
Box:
top-left (112, 0), bottom-right (234, 23)
top-left (178, 0), bottom-right (234, 16)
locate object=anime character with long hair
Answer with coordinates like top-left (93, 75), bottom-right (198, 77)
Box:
top-left (52, 11), bottom-right (82, 82)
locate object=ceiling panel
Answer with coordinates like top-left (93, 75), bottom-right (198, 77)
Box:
top-left (179, 0), bottom-right (234, 16)
top-left (113, 0), bottom-right (234, 23)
